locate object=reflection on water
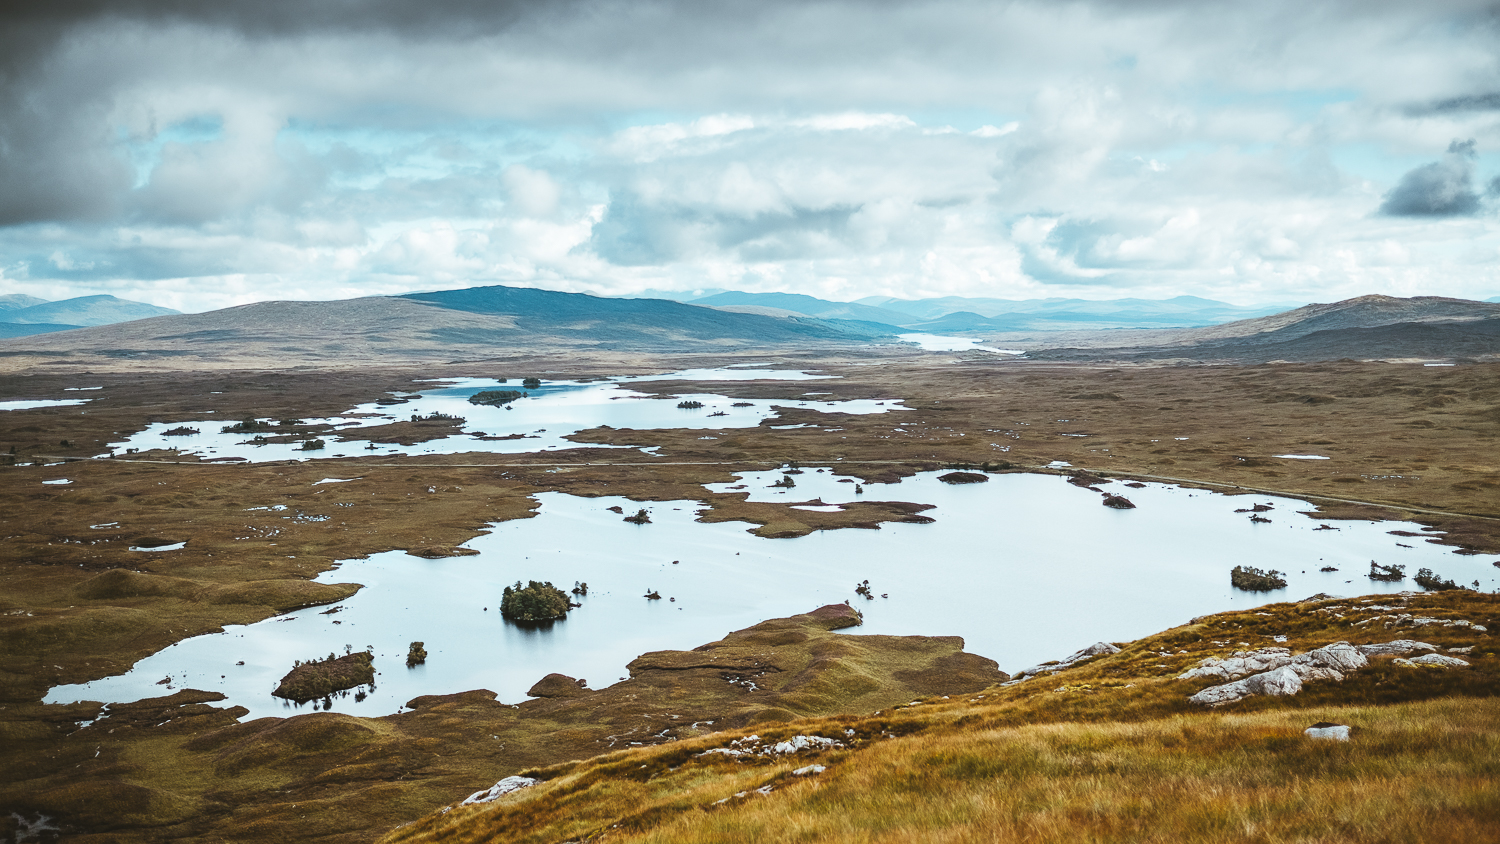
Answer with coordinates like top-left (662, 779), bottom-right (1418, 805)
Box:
top-left (98, 369), bottom-right (903, 463)
top-left (46, 472), bottom-right (1496, 719)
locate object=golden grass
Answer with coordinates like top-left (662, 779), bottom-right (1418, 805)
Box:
top-left (388, 697), bottom-right (1500, 844)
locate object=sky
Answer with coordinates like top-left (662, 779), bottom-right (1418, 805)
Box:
top-left (2, 0), bottom-right (1500, 313)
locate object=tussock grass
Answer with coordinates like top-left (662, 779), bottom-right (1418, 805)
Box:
top-left (388, 698), bottom-right (1500, 844)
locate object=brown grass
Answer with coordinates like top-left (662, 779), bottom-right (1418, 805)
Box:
top-left (387, 696), bottom-right (1500, 844)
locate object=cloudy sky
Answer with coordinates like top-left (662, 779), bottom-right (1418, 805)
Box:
top-left (2, 0), bottom-right (1499, 313)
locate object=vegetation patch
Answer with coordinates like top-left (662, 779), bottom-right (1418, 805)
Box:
top-left (1369, 561), bottom-right (1407, 582)
top-left (1415, 567), bottom-right (1461, 591)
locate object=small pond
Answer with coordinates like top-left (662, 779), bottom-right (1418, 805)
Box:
top-left (47, 471), bottom-right (1496, 720)
top-left (898, 333), bottom-right (1024, 354)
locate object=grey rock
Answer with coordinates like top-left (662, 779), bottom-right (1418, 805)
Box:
top-left (1356, 640), bottom-right (1437, 657)
top-left (1392, 654), bottom-right (1471, 669)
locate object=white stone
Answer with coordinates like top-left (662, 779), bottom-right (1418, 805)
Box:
top-left (462, 776), bottom-right (538, 805)
top-left (767, 735), bottom-right (843, 755)
top-left (793, 764), bottom-right (827, 776)
top-left (1304, 725), bottom-right (1351, 741)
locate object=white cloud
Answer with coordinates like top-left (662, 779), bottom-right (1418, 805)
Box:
top-left (3, 1), bottom-right (1500, 311)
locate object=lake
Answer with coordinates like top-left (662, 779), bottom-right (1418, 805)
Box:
top-left (47, 470), bottom-right (1495, 720)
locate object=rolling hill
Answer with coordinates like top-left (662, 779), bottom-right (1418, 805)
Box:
top-left (1029, 295), bottom-right (1500, 362)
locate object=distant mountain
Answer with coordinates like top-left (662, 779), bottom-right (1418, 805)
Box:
top-left (1487, 296), bottom-right (1500, 303)
top-left (1031, 295), bottom-right (1500, 363)
top-left (689, 291), bottom-right (915, 327)
top-left (857, 294), bottom-right (1287, 329)
top-left (0, 284), bottom-right (896, 366)
top-left (401, 286), bottom-right (897, 345)
top-left (0, 322), bottom-right (81, 339)
top-left (1, 294), bottom-right (179, 327)
top-left (0, 294), bottom-right (49, 312)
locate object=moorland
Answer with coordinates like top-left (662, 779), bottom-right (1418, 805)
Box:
top-left (1, 288), bottom-right (1497, 842)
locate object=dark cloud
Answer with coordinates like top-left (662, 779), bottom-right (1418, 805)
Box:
top-left (0, 1), bottom-right (557, 38)
top-left (1412, 91), bottom-right (1500, 114)
top-left (1379, 139), bottom-right (1481, 217)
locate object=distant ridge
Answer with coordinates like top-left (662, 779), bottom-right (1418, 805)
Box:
top-left (693, 291), bottom-right (1288, 330)
top-left (1, 294), bottom-right (178, 328)
top-left (399, 286), bottom-right (895, 346)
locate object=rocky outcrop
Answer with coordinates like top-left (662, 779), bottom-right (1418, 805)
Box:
top-left (1182, 638), bottom-right (1473, 706)
top-left (1003, 642), bottom-right (1120, 685)
top-left (1392, 654), bottom-right (1471, 669)
top-left (1184, 642), bottom-right (1367, 706)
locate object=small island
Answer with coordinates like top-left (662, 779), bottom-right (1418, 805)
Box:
top-left (469, 389), bottom-right (524, 406)
top-left (1229, 565), bottom-right (1286, 591)
top-left (272, 650), bottom-right (375, 703)
top-left (501, 580), bottom-right (572, 623)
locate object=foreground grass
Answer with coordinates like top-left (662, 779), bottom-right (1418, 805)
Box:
top-left (388, 591), bottom-right (1500, 843)
top-left (388, 697), bottom-right (1500, 844)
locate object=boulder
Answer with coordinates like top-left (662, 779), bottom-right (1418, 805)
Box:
top-left (1305, 722), bottom-right (1351, 741)
top-left (461, 776), bottom-right (538, 806)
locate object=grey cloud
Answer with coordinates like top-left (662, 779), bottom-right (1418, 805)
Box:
top-left (1379, 139), bottom-right (1481, 217)
top-left (587, 188), bottom-right (859, 266)
top-left (1411, 91), bottom-right (1500, 114)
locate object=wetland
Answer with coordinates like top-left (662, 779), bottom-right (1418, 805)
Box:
top-left (3, 348), bottom-right (1499, 842)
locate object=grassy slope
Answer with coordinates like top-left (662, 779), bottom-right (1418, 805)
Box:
top-left (387, 591), bottom-right (1500, 844)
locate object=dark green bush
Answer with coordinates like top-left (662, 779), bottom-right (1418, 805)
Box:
top-left (501, 580), bottom-right (571, 623)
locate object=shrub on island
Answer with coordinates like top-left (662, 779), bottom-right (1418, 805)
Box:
top-left (469, 389), bottom-right (524, 406)
top-left (1230, 565), bottom-right (1286, 591)
top-left (501, 580), bottom-right (571, 623)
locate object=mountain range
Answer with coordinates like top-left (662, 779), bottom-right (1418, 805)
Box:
top-left (0, 285), bottom-right (893, 367)
top-left (0, 294), bottom-right (180, 338)
top-left (2, 285), bottom-right (1496, 367)
top-left (691, 291), bottom-right (1290, 331)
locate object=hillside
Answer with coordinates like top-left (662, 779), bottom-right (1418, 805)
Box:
top-left (0, 285), bottom-right (888, 368)
top-left (386, 590), bottom-right (1499, 844)
top-left (1029, 295), bottom-right (1500, 362)
top-left (690, 291), bottom-right (915, 326)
